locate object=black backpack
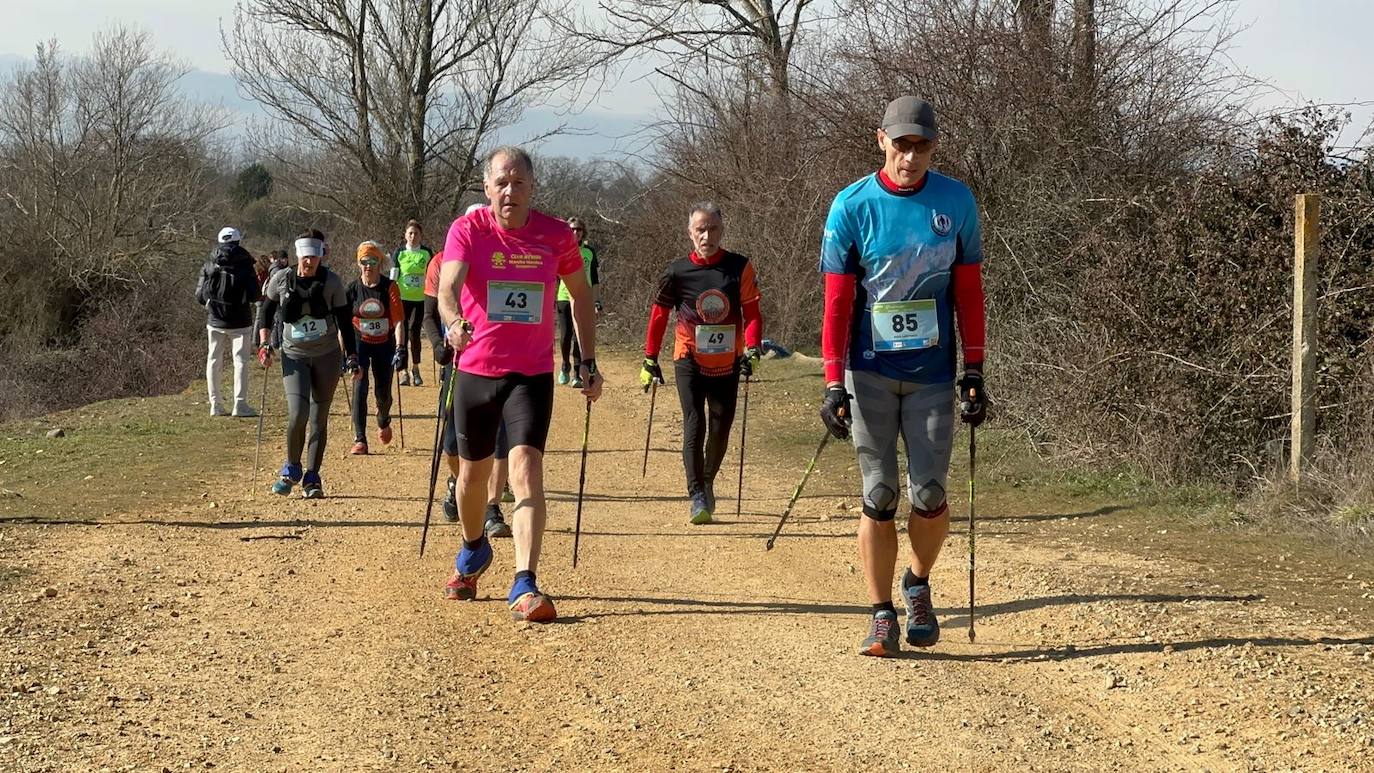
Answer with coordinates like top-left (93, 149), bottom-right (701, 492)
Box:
top-left (203, 264), bottom-right (240, 307)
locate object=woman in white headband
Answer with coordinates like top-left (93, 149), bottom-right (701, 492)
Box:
top-left (255, 229), bottom-right (361, 498)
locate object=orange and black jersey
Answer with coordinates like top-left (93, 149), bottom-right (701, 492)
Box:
top-left (346, 276), bottom-right (404, 346)
top-left (646, 250), bottom-right (763, 377)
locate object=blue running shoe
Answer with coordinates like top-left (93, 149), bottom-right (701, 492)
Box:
top-left (272, 463), bottom-right (302, 496)
top-left (445, 538), bottom-right (493, 601)
top-left (689, 490), bottom-right (712, 525)
top-left (301, 470), bottom-right (324, 499)
top-left (901, 569), bottom-right (940, 647)
top-left (860, 610), bottom-right (901, 657)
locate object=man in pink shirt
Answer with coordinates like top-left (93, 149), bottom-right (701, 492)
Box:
top-left (437, 145), bottom-right (604, 623)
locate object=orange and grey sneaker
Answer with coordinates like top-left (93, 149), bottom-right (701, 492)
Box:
top-left (350, 440), bottom-right (368, 455)
top-left (509, 592), bottom-right (557, 623)
top-left (507, 571), bottom-right (555, 622)
top-left (859, 610), bottom-right (901, 657)
top-left (378, 425), bottom-right (393, 445)
top-left (443, 538), bottom-right (493, 601)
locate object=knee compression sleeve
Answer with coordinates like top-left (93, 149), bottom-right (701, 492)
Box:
top-left (863, 482), bottom-right (899, 521)
top-left (911, 479), bottom-right (948, 519)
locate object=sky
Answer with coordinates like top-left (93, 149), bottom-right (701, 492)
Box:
top-left (2, 0), bottom-right (1370, 154)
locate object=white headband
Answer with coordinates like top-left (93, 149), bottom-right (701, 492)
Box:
top-left (295, 238), bottom-right (325, 257)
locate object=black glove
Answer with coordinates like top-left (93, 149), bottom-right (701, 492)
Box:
top-left (640, 357), bottom-right (664, 392)
top-left (739, 346), bottom-right (761, 379)
top-left (594, 300), bottom-right (604, 314)
top-left (958, 371), bottom-right (987, 427)
top-left (391, 348), bottom-right (407, 370)
top-left (820, 385), bottom-right (852, 440)
top-left (343, 354), bottom-right (360, 375)
top-left (432, 341), bottom-right (454, 366)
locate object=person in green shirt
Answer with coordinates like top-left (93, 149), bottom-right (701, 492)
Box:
top-left (392, 218), bottom-right (433, 385)
top-left (555, 216), bottom-right (601, 387)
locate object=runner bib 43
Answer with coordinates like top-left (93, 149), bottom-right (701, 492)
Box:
top-left (870, 300), bottom-right (938, 351)
top-left (487, 281), bottom-right (544, 324)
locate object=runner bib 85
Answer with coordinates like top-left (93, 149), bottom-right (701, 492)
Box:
top-left (870, 300), bottom-right (938, 351)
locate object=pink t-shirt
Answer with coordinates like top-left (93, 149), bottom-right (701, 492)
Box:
top-left (442, 206), bottom-right (583, 377)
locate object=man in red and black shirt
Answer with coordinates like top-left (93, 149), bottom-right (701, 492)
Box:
top-left (643, 202), bottom-right (764, 525)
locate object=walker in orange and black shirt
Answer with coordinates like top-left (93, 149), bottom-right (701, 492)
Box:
top-left (644, 248), bottom-right (763, 523)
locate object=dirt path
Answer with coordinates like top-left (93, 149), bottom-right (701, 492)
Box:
top-left (2, 356), bottom-right (1373, 771)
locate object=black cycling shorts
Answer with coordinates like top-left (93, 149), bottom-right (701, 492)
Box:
top-left (452, 370), bottom-right (554, 460)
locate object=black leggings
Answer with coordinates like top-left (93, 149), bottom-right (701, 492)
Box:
top-left (556, 300), bottom-right (580, 370)
top-left (281, 348), bottom-right (342, 472)
top-left (352, 340), bottom-right (395, 441)
top-left (674, 358), bottom-right (739, 496)
top-left (402, 300), bottom-right (425, 363)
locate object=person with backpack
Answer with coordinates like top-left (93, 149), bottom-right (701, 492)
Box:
top-left (256, 229), bottom-right (360, 499)
top-left (345, 241), bottom-right (405, 455)
top-left (196, 226), bottom-right (261, 417)
top-left (393, 219), bottom-right (433, 386)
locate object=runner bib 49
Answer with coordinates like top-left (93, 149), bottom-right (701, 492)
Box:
top-left (286, 316), bottom-right (326, 343)
top-left (695, 324), bottom-right (735, 355)
top-left (487, 281), bottom-right (544, 324)
top-left (870, 300), bottom-right (938, 351)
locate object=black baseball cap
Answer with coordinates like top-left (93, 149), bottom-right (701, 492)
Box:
top-left (881, 96), bottom-right (938, 141)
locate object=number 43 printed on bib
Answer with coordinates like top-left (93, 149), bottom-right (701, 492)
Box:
top-left (487, 280), bottom-right (544, 324)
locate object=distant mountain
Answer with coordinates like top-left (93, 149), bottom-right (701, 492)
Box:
top-left (1, 52), bottom-right (651, 160)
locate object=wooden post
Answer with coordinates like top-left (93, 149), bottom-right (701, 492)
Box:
top-left (1290, 194), bottom-right (1320, 481)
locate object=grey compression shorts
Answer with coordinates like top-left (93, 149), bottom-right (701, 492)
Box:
top-left (845, 369), bottom-right (956, 520)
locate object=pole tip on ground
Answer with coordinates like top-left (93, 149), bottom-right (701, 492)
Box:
top-left (969, 631), bottom-right (976, 643)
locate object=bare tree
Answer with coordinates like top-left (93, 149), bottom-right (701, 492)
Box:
top-left (0, 27), bottom-right (223, 417)
top-left (581, 0), bottom-right (824, 97)
top-left (224, 0), bottom-right (593, 232)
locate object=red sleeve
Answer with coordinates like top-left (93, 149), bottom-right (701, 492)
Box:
top-left (822, 272), bottom-right (856, 384)
top-left (645, 303), bottom-right (671, 358)
top-left (952, 262), bottom-right (986, 371)
top-left (742, 299), bottom-right (763, 349)
top-left (389, 283), bottom-right (404, 326)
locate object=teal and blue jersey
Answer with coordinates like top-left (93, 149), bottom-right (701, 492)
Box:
top-left (820, 170), bottom-right (983, 384)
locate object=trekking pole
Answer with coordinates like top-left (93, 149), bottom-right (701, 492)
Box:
top-left (420, 363), bottom-right (458, 557)
top-left (735, 375), bottom-right (750, 516)
top-left (341, 366), bottom-right (353, 412)
top-left (394, 365), bottom-right (406, 450)
top-left (765, 431), bottom-right (831, 551)
top-left (251, 359), bottom-right (270, 495)
top-left (572, 398), bottom-right (592, 568)
top-left (968, 425), bottom-right (977, 643)
top-left (641, 380), bottom-right (657, 477)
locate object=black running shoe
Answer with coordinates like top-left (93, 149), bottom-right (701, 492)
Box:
top-left (860, 610), bottom-right (901, 657)
top-left (441, 475), bottom-right (458, 523)
top-left (484, 503), bottom-right (511, 538)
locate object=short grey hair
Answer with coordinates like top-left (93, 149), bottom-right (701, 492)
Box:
top-left (688, 201), bottom-right (724, 222)
top-left (483, 145), bottom-right (535, 181)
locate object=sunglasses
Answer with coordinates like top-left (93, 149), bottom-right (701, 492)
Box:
top-left (358, 258), bottom-right (379, 267)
